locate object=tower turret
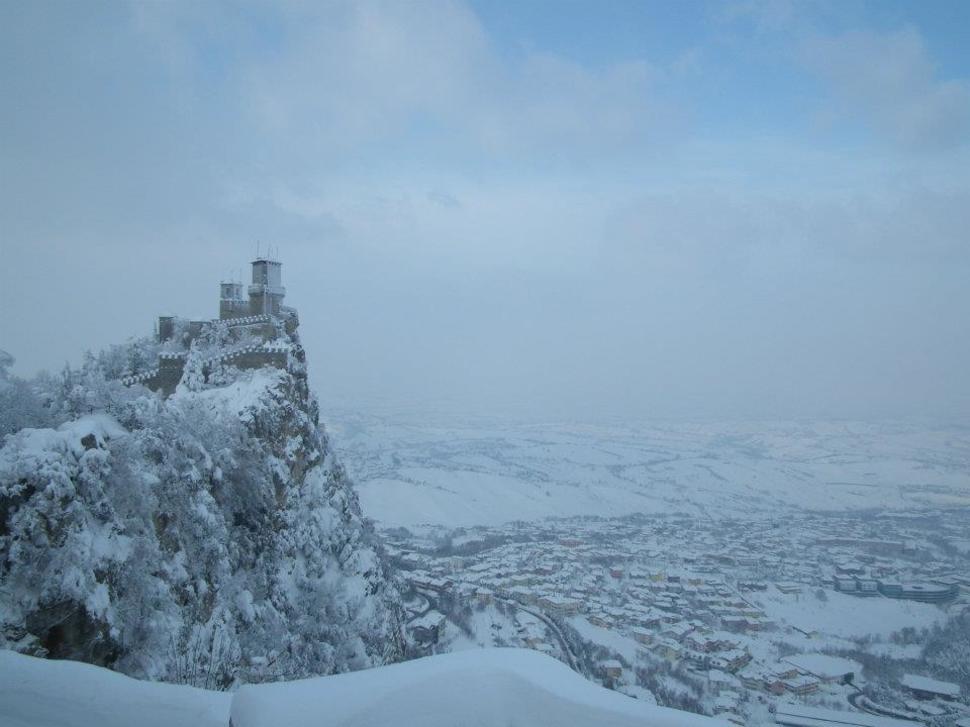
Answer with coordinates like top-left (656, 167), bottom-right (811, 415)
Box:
top-left (249, 257), bottom-right (285, 316)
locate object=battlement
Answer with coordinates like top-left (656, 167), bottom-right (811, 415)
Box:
top-left (120, 368), bottom-right (160, 387)
top-left (124, 256), bottom-right (300, 397)
top-left (222, 314), bottom-right (274, 327)
top-left (124, 343), bottom-right (293, 396)
top-left (159, 257), bottom-right (296, 343)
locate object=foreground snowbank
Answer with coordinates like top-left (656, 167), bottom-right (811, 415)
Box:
top-left (0, 650), bottom-right (230, 727)
top-left (2, 648), bottom-right (725, 727)
top-left (232, 648), bottom-right (724, 727)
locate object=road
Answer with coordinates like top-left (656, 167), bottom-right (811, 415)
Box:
top-left (847, 689), bottom-right (920, 722)
top-left (413, 583), bottom-right (581, 673)
top-left (506, 601), bottom-right (581, 673)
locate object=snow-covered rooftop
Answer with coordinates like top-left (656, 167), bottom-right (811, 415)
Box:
top-left (900, 673), bottom-right (960, 698)
top-left (782, 653), bottom-right (861, 679)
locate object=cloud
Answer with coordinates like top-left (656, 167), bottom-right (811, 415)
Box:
top-left (186, 0), bottom-right (676, 169)
top-left (3, 1), bottom-right (970, 419)
top-left (604, 181), bottom-right (970, 269)
top-left (802, 27), bottom-right (970, 151)
top-left (427, 190), bottom-right (461, 209)
top-left (718, 0), bottom-right (802, 32)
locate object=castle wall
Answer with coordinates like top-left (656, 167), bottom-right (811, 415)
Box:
top-left (231, 349), bottom-right (288, 371)
top-left (156, 353), bottom-right (188, 396)
top-left (223, 315), bottom-right (280, 341)
top-left (124, 345), bottom-right (290, 398)
top-left (220, 299), bottom-right (251, 320)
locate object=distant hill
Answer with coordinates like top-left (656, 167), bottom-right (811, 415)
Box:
top-left (323, 408), bottom-right (970, 527)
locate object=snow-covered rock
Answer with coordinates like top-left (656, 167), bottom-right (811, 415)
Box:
top-left (0, 327), bottom-right (403, 685)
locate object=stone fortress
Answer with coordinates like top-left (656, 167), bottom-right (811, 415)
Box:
top-left (122, 256), bottom-right (301, 396)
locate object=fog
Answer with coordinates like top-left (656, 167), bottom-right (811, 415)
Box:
top-left (3, 0), bottom-right (970, 421)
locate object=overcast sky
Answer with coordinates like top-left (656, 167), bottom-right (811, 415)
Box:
top-left (2, 0), bottom-right (969, 421)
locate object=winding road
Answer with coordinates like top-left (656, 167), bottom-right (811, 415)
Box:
top-left (507, 601), bottom-right (581, 673)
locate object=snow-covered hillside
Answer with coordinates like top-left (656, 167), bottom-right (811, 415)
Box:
top-left (323, 407), bottom-right (970, 527)
top-left (0, 327), bottom-right (403, 684)
top-left (0, 648), bottom-right (726, 727)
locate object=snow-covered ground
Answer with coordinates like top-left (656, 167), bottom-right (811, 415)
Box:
top-left (322, 407), bottom-right (970, 527)
top-left (232, 648), bottom-right (724, 727)
top-left (750, 589), bottom-right (947, 639)
top-left (0, 650), bottom-right (230, 727)
top-left (567, 615), bottom-right (642, 664)
top-left (0, 649), bottom-right (726, 727)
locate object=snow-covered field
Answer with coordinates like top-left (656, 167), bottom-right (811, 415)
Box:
top-left (750, 589), bottom-right (947, 639)
top-left (0, 649), bottom-right (725, 727)
top-left (321, 407), bottom-right (970, 527)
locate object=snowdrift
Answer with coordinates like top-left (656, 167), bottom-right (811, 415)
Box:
top-left (0, 650), bottom-right (230, 727)
top-left (232, 648), bottom-right (721, 727)
top-left (2, 648), bottom-right (725, 727)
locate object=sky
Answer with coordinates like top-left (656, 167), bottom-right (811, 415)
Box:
top-left (2, 0), bottom-right (969, 421)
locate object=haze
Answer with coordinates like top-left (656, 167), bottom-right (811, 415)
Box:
top-left (3, 0), bottom-right (970, 421)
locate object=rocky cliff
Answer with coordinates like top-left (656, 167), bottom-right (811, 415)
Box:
top-left (0, 327), bottom-right (404, 687)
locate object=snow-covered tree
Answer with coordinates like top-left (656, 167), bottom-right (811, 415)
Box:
top-left (0, 326), bottom-right (404, 686)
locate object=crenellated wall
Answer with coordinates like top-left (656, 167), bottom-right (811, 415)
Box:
top-left (123, 344), bottom-right (291, 397)
top-left (141, 261), bottom-right (297, 396)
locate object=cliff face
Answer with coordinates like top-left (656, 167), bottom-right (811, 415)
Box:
top-left (0, 327), bottom-right (403, 687)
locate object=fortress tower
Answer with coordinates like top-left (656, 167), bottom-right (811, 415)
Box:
top-left (249, 257), bottom-right (285, 316)
top-left (219, 280), bottom-right (248, 320)
top-left (144, 255), bottom-right (298, 394)
top-left (159, 255), bottom-right (295, 343)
